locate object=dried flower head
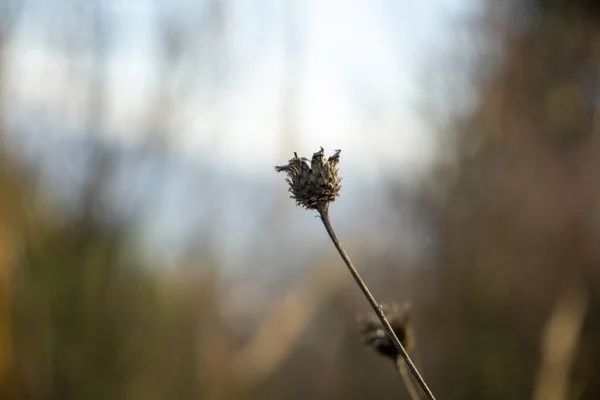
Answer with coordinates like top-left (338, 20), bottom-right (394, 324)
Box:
top-left (275, 147), bottom-right (341, 211)
top-left (358, 303), bottom-right (413, 360)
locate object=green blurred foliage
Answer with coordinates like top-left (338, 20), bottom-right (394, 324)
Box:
top-left (0, 147), bottom-right (239, 400)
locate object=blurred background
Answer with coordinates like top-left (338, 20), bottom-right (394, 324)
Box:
top-left (1, 0), bottom-right (600, 398)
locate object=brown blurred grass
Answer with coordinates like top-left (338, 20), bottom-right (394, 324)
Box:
top-left (1, 1), bottom-right (600, 399)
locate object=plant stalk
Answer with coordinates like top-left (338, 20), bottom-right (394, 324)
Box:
top-left (318, 207), bottom-right (436, 400)
top-left (397, 358), bottom-right (421, 400)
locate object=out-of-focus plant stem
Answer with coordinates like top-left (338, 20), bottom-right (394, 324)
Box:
top-left (397, 358), bottom-right (421, 400)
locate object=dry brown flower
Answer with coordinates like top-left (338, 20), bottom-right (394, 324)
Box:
top-left (359, 304), bottom-right (420, 400)
top-left (275, 147), bottom-right (436, 400)
top-left (274, 147), bottom-right (341, 211)
top-left (359, 303), bottom-right (413, 360)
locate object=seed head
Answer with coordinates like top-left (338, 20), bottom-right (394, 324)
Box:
top-left (275, 147), bottom-right (342, 211)
top-left (358, 303), bottom-right (413, 360)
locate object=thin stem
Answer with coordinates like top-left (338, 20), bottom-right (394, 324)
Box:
top-left (397, 358), bottom-right (421, 400)
top-left (318, 207), bottom-right (436, 400)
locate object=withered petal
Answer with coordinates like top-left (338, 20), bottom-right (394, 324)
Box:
top-left (275, 148), bottom-right (342, 210)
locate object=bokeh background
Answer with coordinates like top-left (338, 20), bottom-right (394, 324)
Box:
top-left (1, 0), bottom-right (600, 399)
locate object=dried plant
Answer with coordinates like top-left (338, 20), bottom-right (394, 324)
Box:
top-left (276, 148), bottom-right (436, 400)
top-left (359, 303), bottom-right (420, 400)
top-left (359, 303), bottom-right (414, 360)
top-left (274, 147), bottom-right (342, 211)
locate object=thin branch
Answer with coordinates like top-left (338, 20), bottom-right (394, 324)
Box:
top-left (233, 261), bottom-right (347, 384)
top-left (318, 207), bottom-right (436, 400)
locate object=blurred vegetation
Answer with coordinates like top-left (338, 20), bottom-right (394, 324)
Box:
top-left (0, 145), bottom-right (237, 399)
top-left (416, 1), bottom-right (600, 398)
top-left (1, 0), bottom-right (600, 399)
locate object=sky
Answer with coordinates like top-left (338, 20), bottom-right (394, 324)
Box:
top-left (5, 0), bottom-right (478, 180)
top-left (1, 0), bottom-right (481, 268)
